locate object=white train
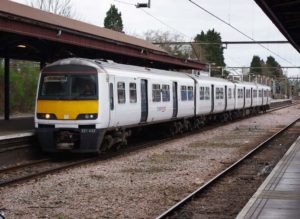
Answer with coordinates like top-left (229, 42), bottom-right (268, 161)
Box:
top-left (34, 58), bottom-right (271, 153)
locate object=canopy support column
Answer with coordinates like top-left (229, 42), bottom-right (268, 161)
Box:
top-left (4, 57), bottom-right (10, 120)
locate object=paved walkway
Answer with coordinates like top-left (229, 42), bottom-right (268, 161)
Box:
top-left (0, 117), bottom-right (34, 138)
top-left (237, 136), bottom-right (300, 219)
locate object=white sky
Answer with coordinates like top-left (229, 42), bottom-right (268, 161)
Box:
top-left (12, 0), bottom-right (300, 77)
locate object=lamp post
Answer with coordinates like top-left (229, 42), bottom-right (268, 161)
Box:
top-left (208, 62), bottom-right (215, 77)
top-left (136, 0), bottom-right (151, 8)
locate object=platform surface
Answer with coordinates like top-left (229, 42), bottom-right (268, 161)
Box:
top-left (236, 136), bottom-right (300, 219)
top-left (0, 117), bottom-right (34, 138)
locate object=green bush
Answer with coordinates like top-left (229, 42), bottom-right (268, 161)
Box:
top-left (0, 60), bottom-right (40, 116)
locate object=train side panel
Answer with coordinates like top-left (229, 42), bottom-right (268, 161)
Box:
top-left (147, 79), bottom-right (173, 122)
top-left (196, 81), bottom-right (212, 115)
top-left (177, 80), bottom-right (195, 118)
top-left (108, 74), bottom-right (142, 127)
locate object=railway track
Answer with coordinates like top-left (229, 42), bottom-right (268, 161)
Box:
top-left (156, 115), bottom-right (300, 218)
top-left (0, 157), bottom-right (100, 187)
top-left (0, 102), bottom-right (295, 188)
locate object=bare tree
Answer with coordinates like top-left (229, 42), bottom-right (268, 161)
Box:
top-left (144, 30), bottom-right (191, 59)
top-left (29, 0), bottom-right (76, 18)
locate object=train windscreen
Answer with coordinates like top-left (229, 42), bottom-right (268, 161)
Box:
top-left (39, 74), bottom-right (98, 100)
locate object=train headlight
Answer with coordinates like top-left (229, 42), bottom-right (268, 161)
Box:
top-left (37, 113), bottom-right (57, 120)
top-left (76, 114), bottom-right (98, 120)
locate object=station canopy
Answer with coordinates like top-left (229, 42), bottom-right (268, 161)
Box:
top-left (0, 0), bottom-right (205, 70)
top-left (255, 0), bottom-right (300, 53)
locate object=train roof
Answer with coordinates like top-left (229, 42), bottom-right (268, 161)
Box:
top-left (44, 58), bottom-right (271, 89)
top-left (45, 58), bottom-right (194, 81)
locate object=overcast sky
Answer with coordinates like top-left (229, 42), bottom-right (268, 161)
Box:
top-left (12, 0), bottom-right (300, 76)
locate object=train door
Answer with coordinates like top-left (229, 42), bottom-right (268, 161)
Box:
top-left (140, 79), bottom-right (148, 123)
top-left (211, 84), bottom-right (214, 113)
top-left (172, 82), bottom-right (178, 118)
top-left (224, 85), bottom-right (227, 111)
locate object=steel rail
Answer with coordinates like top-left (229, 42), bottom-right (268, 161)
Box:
top-left (0, 159), bottom-right (50, 174)
top-left (0, 157), bottom-right (100, 187)
top-left (156, 116), bottom-right (300, 219)
top-left (0, 101), bottom-right (294, 188)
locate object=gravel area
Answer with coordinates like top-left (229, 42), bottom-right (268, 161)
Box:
top-left (1, 105), bottom-right (300, 219)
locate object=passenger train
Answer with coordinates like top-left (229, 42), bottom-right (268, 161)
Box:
top-left (34, 58), bottom-right (271, 153)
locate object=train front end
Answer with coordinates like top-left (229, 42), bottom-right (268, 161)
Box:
top-left (35, 59), bottom-right (106, 153)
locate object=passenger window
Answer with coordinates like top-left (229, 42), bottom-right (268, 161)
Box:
top-left (216, 88), bottom-right (220, 99)
top-left (205, 87), bottom-right (210, 100)
top-left (220, 88), bottom-right (224, 99)
top-left (117, 82), bottom-right (126, 104)
top-left (238, 89), bottom-right (244, 99)
top-left (181, 86), bottom-right (187, 101)
top-left (188, 86), bottom-right (194, 100)
top-left (152, 84), bottom-right (161, 102)
top-left (259, 90), bottom-right (262, 97)
top-left (162, 84), bottom-right (170, 102)
top-left (200, 87), bottom-right (204, 100)
top-left (246, 89), bottom-right (250, 98)
top-left (253, 90), bottom-right (257, 98)
top-left (228, 88), bottom-right (232, 99)
top-left (129, 83), bottom-right (137, 103)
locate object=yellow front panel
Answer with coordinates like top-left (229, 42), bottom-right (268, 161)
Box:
top-left (37, 100), bottom-right (98, 120)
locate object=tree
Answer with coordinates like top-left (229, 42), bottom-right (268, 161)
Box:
top-left (144, 30), bottom-right (191, 58)
top-left (250, 55), bottom-right (263, 75)
top-left (194, 29), bottom-right (225, 77)
top-left (29, 0), bottom-right (76, 18)
top-left (104, 5), bottom-right (124, 32)
top-left (266, 56), bottom-right (283, 78)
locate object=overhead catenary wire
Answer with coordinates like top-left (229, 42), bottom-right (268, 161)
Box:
top-left (114, 0), bottom-right (190, 38)
top-left (113, 0), bottom-right (243, 66)
top-left (188, 0), bottom-right (296, 66)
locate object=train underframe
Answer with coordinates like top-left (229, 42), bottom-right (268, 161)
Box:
top-left (36, 105), bottom-right (270, 154)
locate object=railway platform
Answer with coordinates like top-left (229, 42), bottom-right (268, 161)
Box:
top-left (270, 98), bottom-right (292, 108)
top-left (0, 117), bottom-right (34, 139)
top-left (236, 136), bottom-right (300, 219)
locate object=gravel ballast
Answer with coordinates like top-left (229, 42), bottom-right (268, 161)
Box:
top-left (1, 105), bottom-right (300, 218)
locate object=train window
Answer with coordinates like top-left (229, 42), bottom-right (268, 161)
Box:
top-left (228, 88), bottom-right (232, 99)
top-left (117, 82), bottom-right (126, 104)
top-left (130, 83), bottom-right (137, 103)
top-left (162, 84), bottom-right (170, 102)
top-left (216, 87), bottom-right (224, 99)
top-left (40, 74), bottom-right (98, 100)
top-left (220, 88), bottom-right (224, 99)
top-left (181, 86), bottom-right (187, 101)
top-left (72, 75), bottom-right (97, 98)
top-left (253, 90), bottom-right (257, 98)
top-left (246, 89), bottom-right (251, 98)
top-left (238, 89), bottom-right (244, 98)
top-left (41, 75), bottom-right (68, 97)
top-left (205, 87), bottom-right (210, 100)
top-left (259, 90), bottom-right (262, 97)
top-left (200, 87), bottom-right (205, 100)
top-left (188, 86), bottom-right (194, 100)
top-left (264, 90), bottom-right (267, 97)
top-left (152, 84), bottom-right (161, 102)
top-left (216, 88), bottom-right (219, 99)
